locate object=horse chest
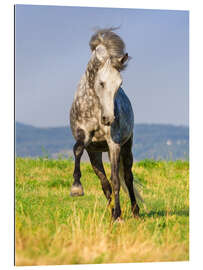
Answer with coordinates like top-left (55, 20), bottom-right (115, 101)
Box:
top-left (92, 129), bottom-right (106, 142)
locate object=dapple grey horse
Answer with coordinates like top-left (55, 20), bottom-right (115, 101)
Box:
top-left (69, 28), bottom-right (143, 221)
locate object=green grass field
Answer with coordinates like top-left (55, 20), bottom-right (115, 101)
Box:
top-left (15, 158), bottom-right (189, 266)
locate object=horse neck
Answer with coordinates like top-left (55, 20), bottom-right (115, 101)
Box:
top-left (76, 56), bottom-right (100, 102)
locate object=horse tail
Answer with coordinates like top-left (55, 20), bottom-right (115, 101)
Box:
top-left (119, 156), bottom-right (144, 204)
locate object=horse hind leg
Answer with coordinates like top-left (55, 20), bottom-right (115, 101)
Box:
top-left (121, 137), bottom-right (140, 217)
top-left (87, 151), bottom-right (112, 203)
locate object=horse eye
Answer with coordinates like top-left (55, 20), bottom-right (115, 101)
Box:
top-left (100, 81), bottom-right (105, 88)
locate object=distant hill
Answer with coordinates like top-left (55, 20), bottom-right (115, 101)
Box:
top-left (15, 122), bottom-right (189, 161)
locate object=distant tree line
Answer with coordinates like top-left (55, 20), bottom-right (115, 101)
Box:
top-left (16, 122), bottom-right (189, 161)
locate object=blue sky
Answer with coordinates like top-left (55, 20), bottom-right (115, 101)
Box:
top-left (15, 5), bottom-right (189, 127)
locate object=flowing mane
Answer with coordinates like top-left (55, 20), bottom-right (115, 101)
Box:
top-left (86, 56), bottom-right (101, 90)
top-left (89, 28), bottom-right (129, 71)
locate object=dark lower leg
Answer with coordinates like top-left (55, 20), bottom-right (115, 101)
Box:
top-left (87, 151), bottom-right (112, 203)
top-left (123, 167), bottom-right (139, 217)
top-left (121, 138), bottom-right (139, 217)
top-left (109, 147), bottom-right (121, 220)
top-left (111, 176), bottom-right (121, 220)
top-left (70, 141), bottom-right (84, 196)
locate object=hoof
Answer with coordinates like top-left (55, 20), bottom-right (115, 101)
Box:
top-left (132, 205), bottom-right (140, 218)
top-left (70, 185), bottom-right (84, 196)
top-left (133, 213), bottom-right (140, 219)
top-left (115, 217), bottom-right (124, 224)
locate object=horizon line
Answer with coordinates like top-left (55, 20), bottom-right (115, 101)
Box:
top-left (15, 121), bottom-right (189, 129)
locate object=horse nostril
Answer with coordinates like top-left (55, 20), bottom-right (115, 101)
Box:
top-left (102, 116), bottom-right (109, 124)
top-left (102, 116), bottom-right (112, 126)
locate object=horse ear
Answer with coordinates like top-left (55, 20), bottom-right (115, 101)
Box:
top-left (118, 53), bottom-right (128, 64)
top-left (95, 44), bottom-right (109, 62)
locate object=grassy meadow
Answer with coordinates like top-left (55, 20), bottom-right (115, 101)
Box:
top-left (15, 157), bottom-right (189, 266)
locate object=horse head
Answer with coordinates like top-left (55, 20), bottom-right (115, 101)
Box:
top-left (92, 43), bottom-right (128, 126)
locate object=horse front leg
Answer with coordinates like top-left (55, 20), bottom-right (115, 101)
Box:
top-left (108, 143), bottom-right (121, 221)
top-left (70, 140), bottom-right (85, 196)
top-left (87, 151), bottom-right (112, 203)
